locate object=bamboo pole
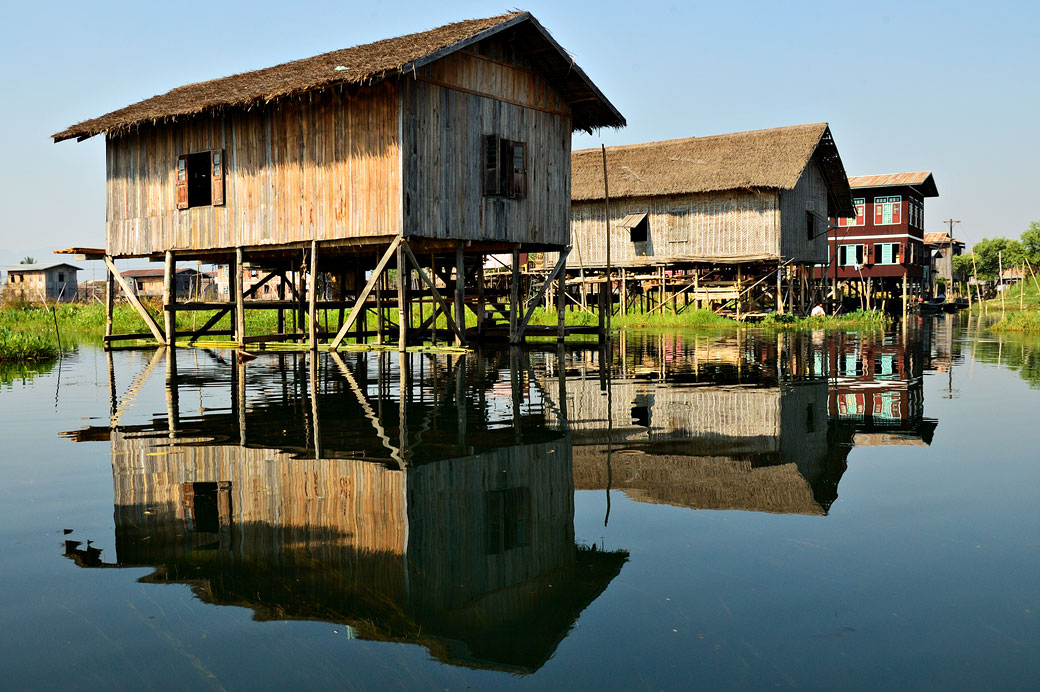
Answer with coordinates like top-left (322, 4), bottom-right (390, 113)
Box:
top-left (601, 144), bottom-right (612, 337)
top-left (308, 241), bottom-right (318, 349)
top-left (454, 242), bottom-right (465, 347)
top-left (164, 250), bottom-right (176, 346)
top-left (235, 248), bottom-right (246, 345)
top-left (999, 250), bottom-right (1005, 319)
top-left (105, 266), bottom-right (114, 342)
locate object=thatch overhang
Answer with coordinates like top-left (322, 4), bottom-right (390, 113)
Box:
top-left (848, 172), bottom-right (938, 198)
top-left (53, 11), bottom-right (624, 142)
top-left (572, 123), bottom-right (855, 218)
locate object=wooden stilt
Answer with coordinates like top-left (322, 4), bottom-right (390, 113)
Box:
top-left (105, 266), bottom-right (114, 343)
top-left (397, 241), bottom-right (408, 351)
top-left (476, 259), bottom-right (486, 339)
top-left (164, 250), bottom-right (177, 345)
top-left (454, 242), bottom-right (466, 347)
top-left (235, 248), bottom-right (246, 345)
top-left (330, 237), bottom-right (402, 350)
top-left (557, 264), bottom-right (566, 341)
top-left (308, 241), bottom-right (318, 349)
top-left (376, 270), bottom-right (385, 345)
top-left (276, 271), bottom-right (285, 334)
top-left (776, 264), bottom-right (784, 314)
top-left (509, 248), bottom-right (521, 344)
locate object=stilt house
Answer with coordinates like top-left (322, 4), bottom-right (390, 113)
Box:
top-left (560, 123), bottom-right (854, 317)
top-left (53, 12), bottom-right (624, 348)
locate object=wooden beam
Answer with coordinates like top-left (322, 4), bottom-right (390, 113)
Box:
top-left (517, 248), bottom-right (570, 340)
top-left (308, 241), bottom-right (318, 350)
top-left (234, 248), bottom-right (246, 345)
top-left (105, 267), bottom-right (114, 341)
top-left (509, 248), bottom-right (521, 343)
top-left (104, 256), bottom-right (166, 345)
top-left (164, 251), bottom-right (176, 344)
top-left (330, 236), bottom-right (402, 350)
top-left (328, 351), bottom-right (402, 466)
top-left (454, 242), bottom-right (466, 347)
top-left (397, 242), bottom-right (408, 352)
top-left (401, 240), bottom-right (464, 344)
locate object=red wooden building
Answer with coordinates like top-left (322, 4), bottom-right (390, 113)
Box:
top-left (818, 172), bottom-right (938, 311)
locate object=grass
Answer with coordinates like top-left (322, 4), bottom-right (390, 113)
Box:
top-left (0, 324), bottom-right (62, 362)
top-left (980, 279), bottom-right (1040, 331)
top-left (757, 309), bottom-right (892, 330)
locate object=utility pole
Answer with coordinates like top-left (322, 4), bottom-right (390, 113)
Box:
top-left (942, 219), bottom-right (961, 296)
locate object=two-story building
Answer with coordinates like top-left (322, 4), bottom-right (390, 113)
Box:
top-left (820, 172), bottom-right (938, 312)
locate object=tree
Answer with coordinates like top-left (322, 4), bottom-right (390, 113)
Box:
top-left (953, 253), bottom-right (975, 280)
top-left (1021, 220), bottom-right (1040, 267)
top-left (19, 256), bottom-right (36, 265)
top-left (971, 237), bottom-right (1020, 280)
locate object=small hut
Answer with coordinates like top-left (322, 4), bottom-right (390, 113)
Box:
top-left (560, 123), bottom-right (853, 318)
top-left (53, 12), bottom-right (624, 348)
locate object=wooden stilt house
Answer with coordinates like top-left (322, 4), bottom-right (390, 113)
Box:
top-left (53, 11), bottom-right (624, 348)
top-left (559, 123), bottom-right (854, 318)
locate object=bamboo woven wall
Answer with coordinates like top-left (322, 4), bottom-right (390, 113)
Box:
top-left (561, 190), bottom-right (779, 268)
top-left (779, 160), bottom-right (830, 263)
top-left (106, 83), bottom-right (401, 257)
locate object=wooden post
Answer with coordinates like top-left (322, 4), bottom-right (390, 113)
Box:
top-left (902, 272), bottom-right (908, 320)
top-left (736, 264), bottom-right (743, 321)
top-left (164, 250), bottom-right (176, 345)
top-left (620, 268), bottom-right (628, 316)
top-left (105, 265), bottom-right (114, 342)
top-left (454, 242), bottom-right (466, 347)
top-left (376, 269), bottom-right (384, 345)
top-left (476, 258), bottom-right (486, 339)
top-left (276, 270), bottom-right (286, 334)
top-left (601, 144), bottom-right (612, 335)
top-left (776, 264), bottom-right (784, 315)
top-left (509, 248), bottom-right (520, 344)
top-left (396, 241), bottom-right (408, 351)
top-left (557, 266), bottom-right (566, 341)
top-left (308, 241), bottom-right (318, 349)
top-left (234, 248), bottom-right (246, 345)
top-left (693, 270), bottom-right (700, 310)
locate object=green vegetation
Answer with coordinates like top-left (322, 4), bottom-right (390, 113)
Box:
top-left (757, 309), bottom-right (891, 330)
top-left (0, 324), bottom-right (62, 362)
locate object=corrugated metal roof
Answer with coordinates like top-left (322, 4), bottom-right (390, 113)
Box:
top-left (2, 262), bottom-right (82, 272)
top-left (848, 172), bottom-right (938, 197)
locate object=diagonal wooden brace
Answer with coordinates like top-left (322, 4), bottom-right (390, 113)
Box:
top-left (401, 241), bottom-right (464, 344)
top-left (516, 247), bottom-right (570, 340)
top-left (188, 269), bottom-right (282, 342)
top-left (330, 236), bottom-right (403, 350)
top-left (105, 256), bottom-right (166, 345)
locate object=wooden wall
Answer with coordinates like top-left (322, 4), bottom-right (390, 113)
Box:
top-left (400, 45), bottom-right (572, 247)
top-left (105, 33), bottom-right (575, 258)
top-left (563, 189), bottom-right (781, 269)
top-left (779, 160), bottom-right (830, 263)
top-left (106, 83), bottom-right (403, 257)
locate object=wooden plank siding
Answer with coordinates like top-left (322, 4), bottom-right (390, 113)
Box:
top-left (400, 45), bottom-right (572, 247)
top-left (105, 83), bottom-right (402, 257)
top-left (105, 36), bottom-right (574, 258)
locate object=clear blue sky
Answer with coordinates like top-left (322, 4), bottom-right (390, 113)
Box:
top-left (2, 0), bottom-right (1036, 269)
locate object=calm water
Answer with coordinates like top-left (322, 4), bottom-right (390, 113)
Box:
top-left (1, 316), bottom-right (1037, 691)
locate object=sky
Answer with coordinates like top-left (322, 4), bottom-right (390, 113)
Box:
top-left (1, 0), bottom-right (1037, 272)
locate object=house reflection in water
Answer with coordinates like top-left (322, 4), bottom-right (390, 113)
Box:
top-left (62, 349), bottom-right (627, 674)
top-left (546, 328), bottom-right (939, 517)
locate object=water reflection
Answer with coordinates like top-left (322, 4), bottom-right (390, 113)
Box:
top-left (61, 324), bottom-right (949, 673)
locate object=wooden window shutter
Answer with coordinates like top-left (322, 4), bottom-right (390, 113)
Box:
top-left (176, 155), bottom-right (189, 210)
top-left (892, 198), bottom-right (902, 224)
top-left (874, 201), bottom-right (883, 225)
top-left (210, 149), bottom-right (225, 206)
top-left (511, 141), bottom-right (527, 199)
top-left (483, 135), bottom-right (500, 196)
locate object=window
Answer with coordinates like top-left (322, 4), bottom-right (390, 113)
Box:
top-left (482, 135), bottom-right (527, 199)
top-left (180, 481), bottom-right (232, 534)
top-left (874, 242), bottom-right (899, 265)
top-left (806, 211), bottom-right (815, 241)
top-left (176, 149), bottom-right (225, 209)
top-left (619, 213), bottom-right (649, 243)
top-left (631, 405), bottom-right (651, 427)
top-left (874, 195), bottom-right (902, 225)
top-left (57, 273), bottom-right (65, 282)
top-left (839, 198), bottom-right (865, 226)
top-left (839, 244), bottom-right (864, 266)
top-left (485, 487), bottom-right (530, 554)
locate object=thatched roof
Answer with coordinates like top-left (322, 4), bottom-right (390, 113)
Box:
top-left (53, 11), bottom-right (624, 142)
top-left (571, 123), bottom-right (855, 217)
top-left (848, 172), bottom-right (938, 197)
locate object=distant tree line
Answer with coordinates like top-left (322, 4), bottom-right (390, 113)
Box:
top-left (954, 220), bottom-right (1040, 282)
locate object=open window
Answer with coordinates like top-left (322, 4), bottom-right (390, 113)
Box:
top-left (482, 135), bottom-right (527, 199)
top-left (806, 211), bottom-right (815, 241)
top-left (618, 213), bottom-right (649, 243)
top-left (180, 481), bottom-right (232, 534)
top-left (176, 149), bottom-right (225, 209)
top-left (485, 487), bottom-right (530, 554)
